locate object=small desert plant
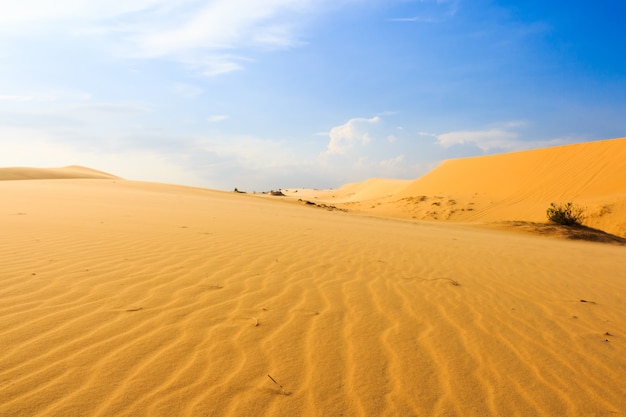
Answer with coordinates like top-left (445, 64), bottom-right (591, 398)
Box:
top-left (546, 202), bottom-right (585, 226)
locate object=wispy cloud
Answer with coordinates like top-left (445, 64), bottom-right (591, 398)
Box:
top-left (207, 114), bottom-right (229, 123)
top-left (123, 1), bottom-right (323, 75)
top-left (129, 1), bottom-right (310, 55)
top-left (387, 0), bottom-right (459, 23)
top-left (0, 0), bottom-right (335, 76)
top-left (0, 0), bottom-right (161, 30)
top-left (326, 116), bottom-right (381, 154)
top-left (434, 122), bottom-right (570, 152)
top-left (436, 128), bottom-right (518, 151)
top-left (378, 154), bottom-right (406, 172)
top-left (181, 54), bottom-right (251, 77)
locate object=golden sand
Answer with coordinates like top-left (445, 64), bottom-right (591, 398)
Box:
top-left (1, 145), bottom-right (625, 416)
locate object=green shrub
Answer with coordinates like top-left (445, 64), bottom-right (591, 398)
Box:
top-left (546, 202), bottom-right (585, 226)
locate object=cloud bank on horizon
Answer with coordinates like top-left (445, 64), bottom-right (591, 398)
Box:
top-left (1, 0), bottom-right (625, 190)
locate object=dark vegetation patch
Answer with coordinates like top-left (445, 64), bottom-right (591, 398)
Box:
top-left (298, 199), bottom-right (347, 212)
top-left (498, 221), bottom-right (626, 245)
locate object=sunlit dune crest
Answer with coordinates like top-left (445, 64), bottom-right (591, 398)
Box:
top-left (1, 138), bottom-right (625, 417)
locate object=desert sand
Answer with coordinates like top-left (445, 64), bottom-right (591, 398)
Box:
top-left (1, 144), bottom-right (625, 417)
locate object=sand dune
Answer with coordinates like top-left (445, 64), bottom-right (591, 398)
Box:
top-left (0, 165), bottom-right (120, 181)
top-left (289, 137), bottom-right (626, 237)
top-left (310, 178), bottom-right (412, 203)
top-left (1, 175), bottom-right (625, 416)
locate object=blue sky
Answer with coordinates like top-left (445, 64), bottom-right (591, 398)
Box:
top-left (1, 0), bottom-right (625, 190)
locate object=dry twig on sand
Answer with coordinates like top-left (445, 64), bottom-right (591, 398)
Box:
top-left (267, 374), bottom-right (286, 395)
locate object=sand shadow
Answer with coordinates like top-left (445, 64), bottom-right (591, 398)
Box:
top-left (498, 221), bottom-right (626, 245)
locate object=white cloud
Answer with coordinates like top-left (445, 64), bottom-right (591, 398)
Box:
top-left (326, 116), bottom-right (381, 154)
top-left (129, 1), bottom-right (308, 57)
top-left (436, 128), bottom-right (518, 151)
top-left (0, 0), bottom-right (160, 26)
top-left (122, 1), bottom-right (321, 75)
top-left (253, 24), bottom-right (303, 49)
top-left (379, 154), bottom-right (405, 170)
top-left (435, 122), bottom-right (570, 152)
top-left (207, 115), bottom-right (229, 123)
top-left (387, 0), bottom-right (459, 23)
top-left (181, 54), bottom-right (251, 76)
top-left (0, 0), bottom-right (337, 76)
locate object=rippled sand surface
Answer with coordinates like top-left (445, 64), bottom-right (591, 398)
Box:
top-left (1, 175), bottom-right (625, 416)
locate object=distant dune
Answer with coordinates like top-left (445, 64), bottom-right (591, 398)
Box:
top-left (0, 165), bottom-right (120, 181)
top-left (289, 137), bottom-right (626, 237)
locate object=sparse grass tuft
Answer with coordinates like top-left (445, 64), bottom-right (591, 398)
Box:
top-left (546, 202), bottom-right (585, 226)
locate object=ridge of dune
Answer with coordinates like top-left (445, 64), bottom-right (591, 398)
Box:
top-left (297, 137), bottom-right (626, 237)
top-left (334, 178), bottom-right (413, 202)
top-left (289, 178), bottom-right (412, 203)
top-left (399, 136), bottom-right (626, 200)
top-left (0, 165), bottom-right (121, 181)
top-left (1, 178), bottom-right (625, 416)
